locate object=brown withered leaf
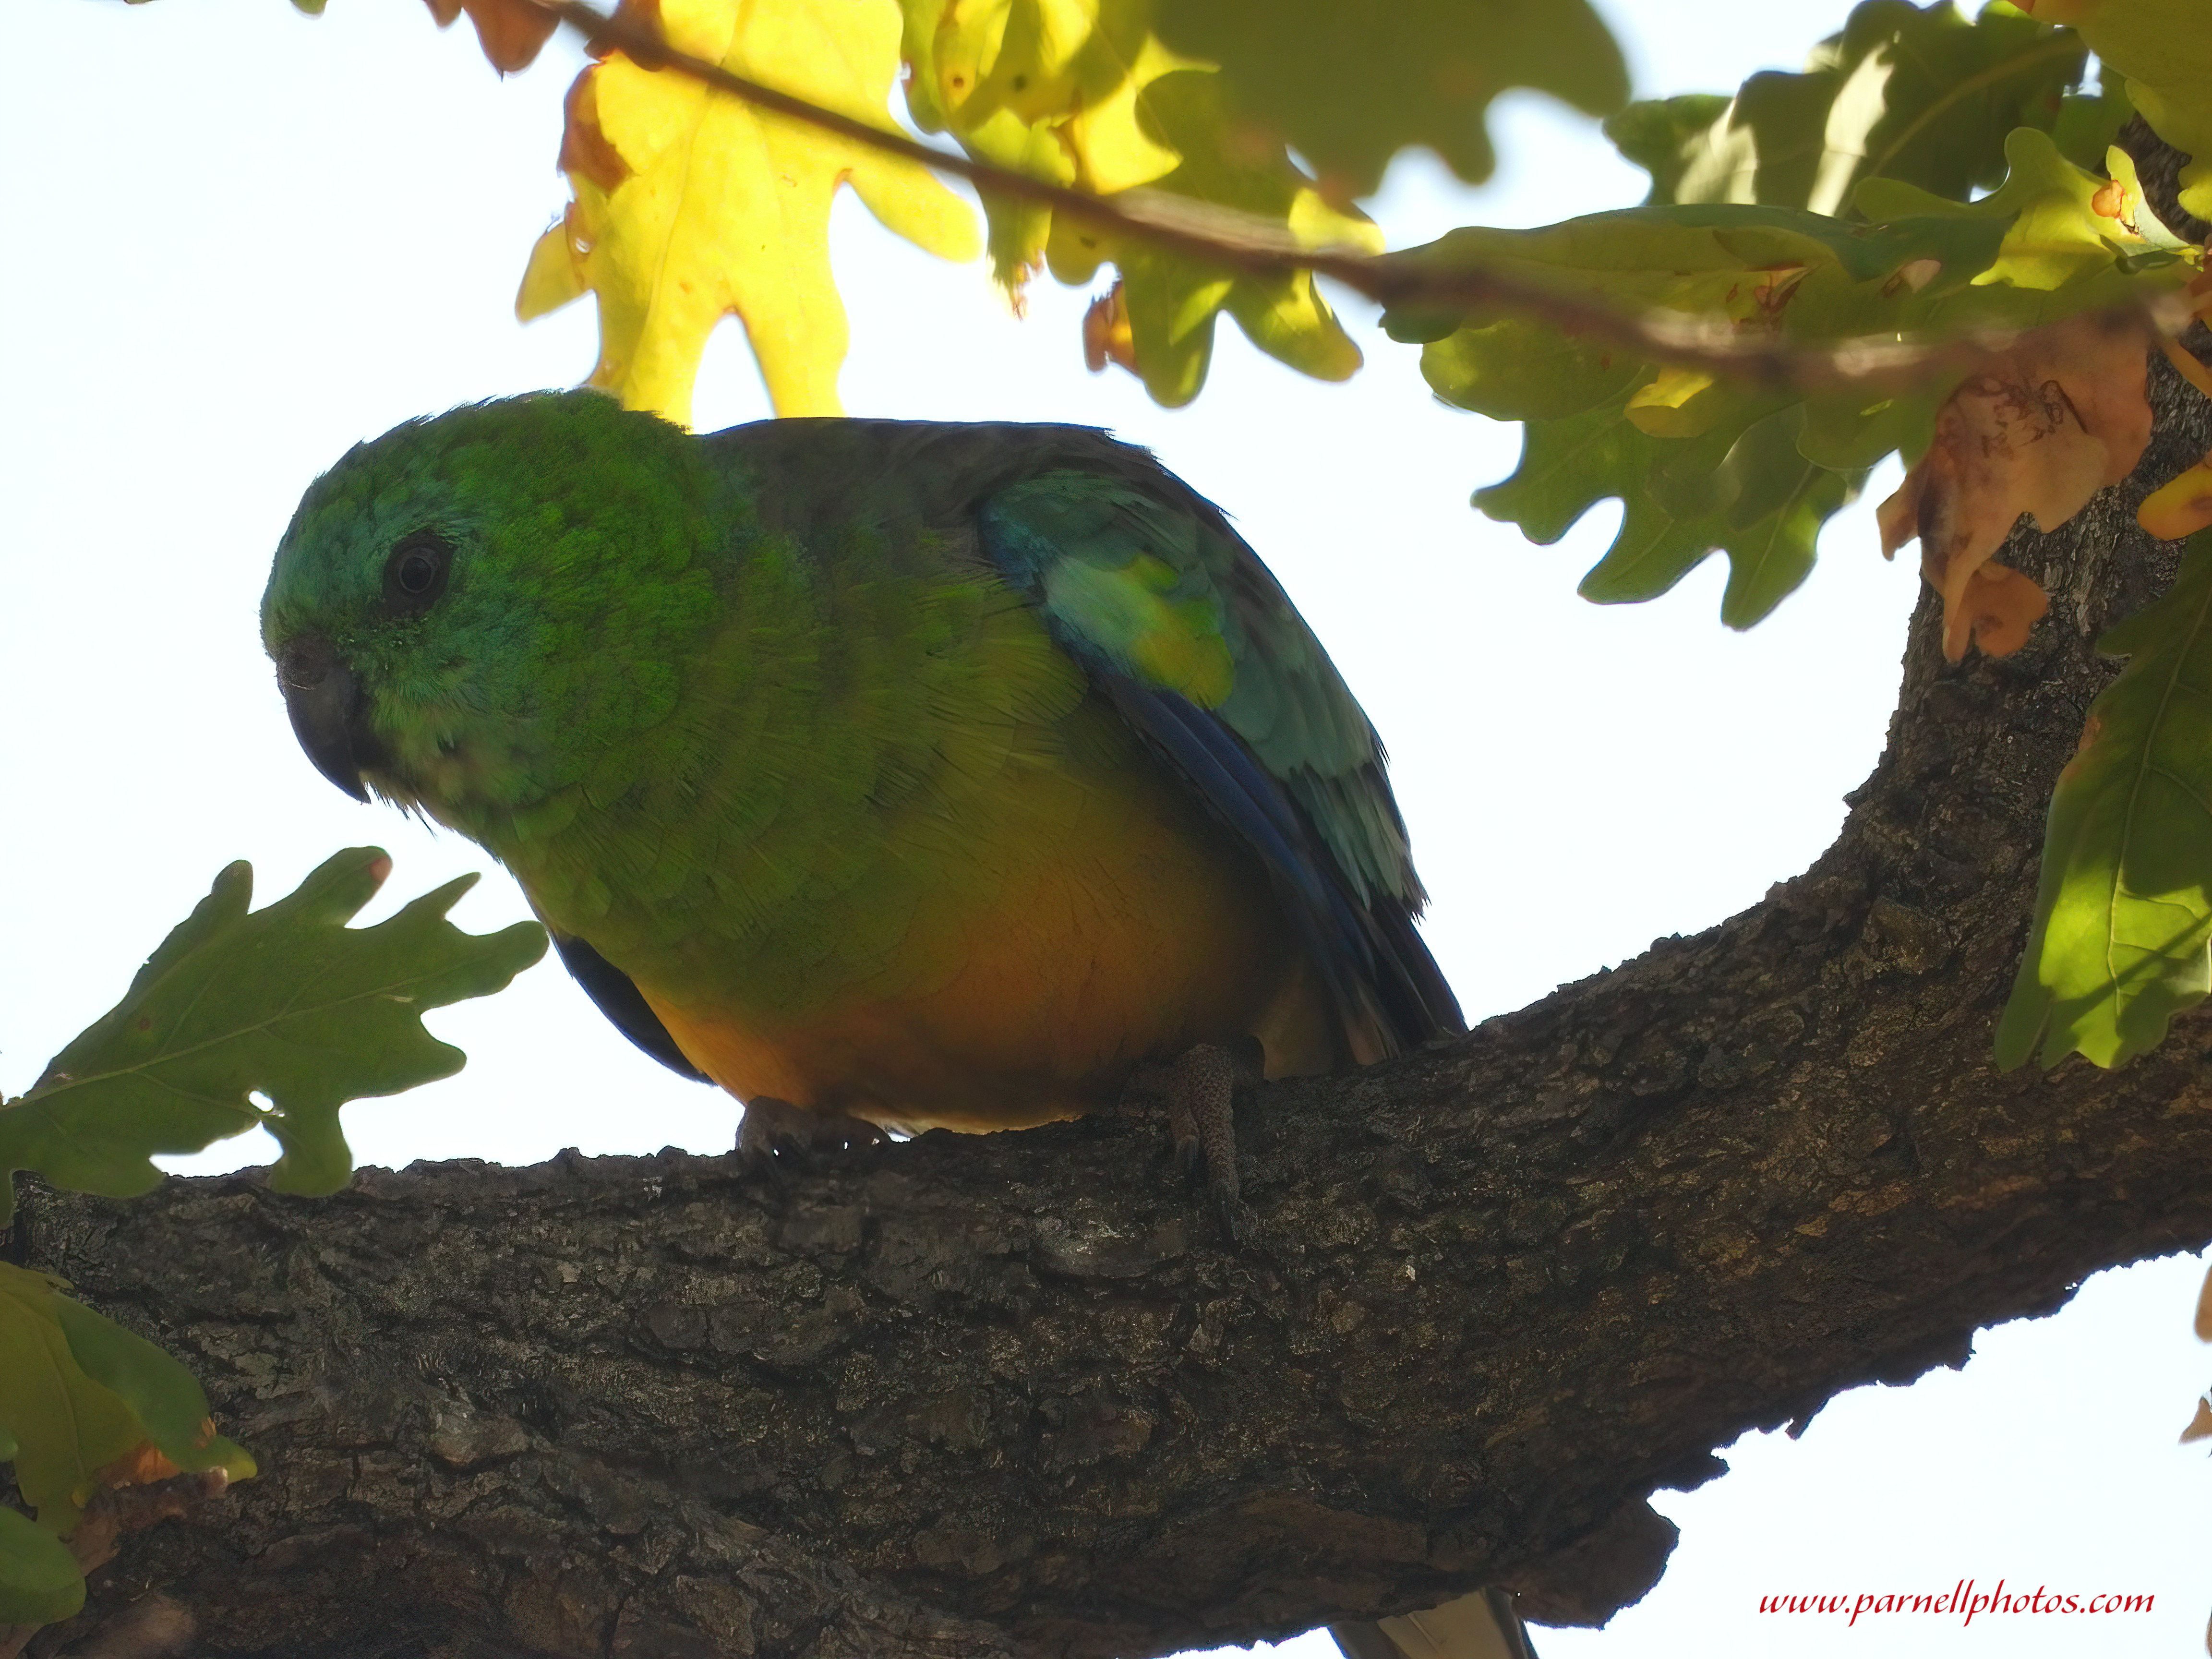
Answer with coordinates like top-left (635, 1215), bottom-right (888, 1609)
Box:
top-left (421, 0), bottom-right (560, 75)
top-left (2184, 1396), bottom-right (2212, 1444)
top-left (1082, 281), bottom-right (1136, 376)
top-left (93, 1443), bottom-right (185, 1491)
top-left (1955, 560), bottom-right (2051, 656)
top-left (1879, 313), bottom-right (2152, 660)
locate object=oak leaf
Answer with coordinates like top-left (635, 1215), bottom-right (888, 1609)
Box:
top-left (1151, 0), bottom-right (1627, 200)
top-left (1997, 532), bottom-right (2212, 1068)
top-left (421, 0), bottom-right (561, 73)
top-left (0, 1265), bottom-right (252, 1537)
top-left (0, 1505), bottom-right (81, 1628)
top-left (1400, 130), bottom-right (2181, 631)
top-left (0, 849), bottom-right (546, 1223)
top-left (1082, 280), bottom-right (1136, 373)
top-left (522, 0), bottom-right (981, 422)
top-left (2026, 0), bottom-right (2212, 219)
top-left (1038, 72), bottom-right (1378, 404)
top-left (1609, 0), bottom-right (2090, 215)
top-left (1877, 312), bottom-right (2150, 659)
top-left (899, 0), bottom-right (1380, 404)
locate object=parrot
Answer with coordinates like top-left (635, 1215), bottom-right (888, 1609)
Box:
top-left (262, 391), bottom-right (1529, 1659)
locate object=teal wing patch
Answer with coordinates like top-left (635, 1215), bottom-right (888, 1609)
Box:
top-left (701, 414), bottom-right (1464, 1048)
top-left (976, 464), bottom-right (1462, 1048)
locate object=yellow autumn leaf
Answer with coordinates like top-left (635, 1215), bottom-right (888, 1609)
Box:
top-left (902, 0), bottom-right (1205, 296)
top-left (2141, 452), bottom-right (2212, 539)
top-left (900, 0), bottom-right (1378, 403)
top-left (1048, 71), bottom-right (1379, 404)
top-left (904, 0), bottom-right (1188, 201)
top-left (520, 0), bottom-right (980, 423)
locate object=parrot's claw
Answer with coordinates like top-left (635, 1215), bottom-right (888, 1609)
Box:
top-left (1124, 1039), bottom-right (1262, 1242)
top-left (735, 1096), bottom-right (888, 1172)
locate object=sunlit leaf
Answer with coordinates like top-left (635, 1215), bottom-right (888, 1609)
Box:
top-left (1041, 72), bottom-right (1378, 404)
top-left (523, 0), bottom-right (981, 422)
top-left (899, 0), bottom-right (1379, 403)
top-left (2051, 67), bottom-right (2137, 170)
top-left (1609, 0), bottom-right (2088, 214)
top-left (2030, 0), bottom-right (2212, 219)
top-left (1997, 532), bottom-right (2212, 1068)
top-left (0, 849), bottom-right (546, 1223)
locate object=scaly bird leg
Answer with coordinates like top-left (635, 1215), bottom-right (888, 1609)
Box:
top-left (1123, 1039), bottom-right (1263, 1240)
top-left (735, 1096), bottom-right (887, 1173)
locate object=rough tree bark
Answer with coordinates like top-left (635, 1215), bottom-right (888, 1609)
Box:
top-left (12, 336), bottom-right (2212, 1659)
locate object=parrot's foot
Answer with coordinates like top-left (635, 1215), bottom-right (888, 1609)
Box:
top-left (1124, 1039), bottom-right (1262, 1241)
top-left (735, 1096), bottom-right (887, 1172)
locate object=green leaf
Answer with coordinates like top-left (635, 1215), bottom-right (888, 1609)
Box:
top-left (2050, 68), bottom-right (2136, 171)
top-left (0, 1505), bottom-right (82, 1628)
top-left (2055, 0), bottom-right (2212, 220)
top-left (1418, 317), bottom-right (1646, 421)
top-left (1044, 71), bottom-right (1377, 406)
top-left (0, 1265), bottom-right (145, 1530)
top-left (1478, 400), bottom-right (1867, 625)
top-left (1606, 0), bottom-right (2088, 213)
top-left (0, 848), bottom-right (547, 1224)
top-left (1999, 534), bottom-right (2212, 1069)
top-left (50, 1297), bottom-right (253, 1482)
top-left (1395, 128), bottom-right (2181, 628)
top-left (1151, 0), bottom-right (1629, 197)
top-left (1604, 94), bottom-right (1733, 203)
top-left (900, 0), bottom-right (1383, 406)
top-left (0, 1262), bottom-right (252, 1556)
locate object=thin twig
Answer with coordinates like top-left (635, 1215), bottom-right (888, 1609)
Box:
top-left (524, 0), bottom-right (2195, 397)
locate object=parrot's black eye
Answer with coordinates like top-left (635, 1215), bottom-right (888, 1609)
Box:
top-left (382, 534), bottom-right (452, 613)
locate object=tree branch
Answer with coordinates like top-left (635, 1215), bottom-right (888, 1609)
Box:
top-left (13, 350), bottom-right (2212, 1659)
top-left (522, 0), bottom-right (2193, 399)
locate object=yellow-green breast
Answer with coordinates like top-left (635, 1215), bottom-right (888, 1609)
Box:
top-left (485, 528), bottom-right (1335, 1131)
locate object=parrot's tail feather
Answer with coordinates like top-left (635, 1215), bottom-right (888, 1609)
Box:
top-left (1331, 1588), bottom-right (1539, 1659)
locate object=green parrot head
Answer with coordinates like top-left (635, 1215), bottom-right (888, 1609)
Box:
top-left (262, 392), bottom-right (725, 828)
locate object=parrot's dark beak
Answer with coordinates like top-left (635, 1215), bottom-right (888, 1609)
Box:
top-left (276, 635), bottom-right (373, 803)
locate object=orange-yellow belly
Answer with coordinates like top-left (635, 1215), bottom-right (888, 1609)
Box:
top-left (635, 760), bottom-right (1338, 1132)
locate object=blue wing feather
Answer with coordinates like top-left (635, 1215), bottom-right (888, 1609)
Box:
top-left (974, 460), bottom-right (1463, 1052)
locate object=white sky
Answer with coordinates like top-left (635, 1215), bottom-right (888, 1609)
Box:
top-left (3, 0), bottom-right (2208, 1655)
